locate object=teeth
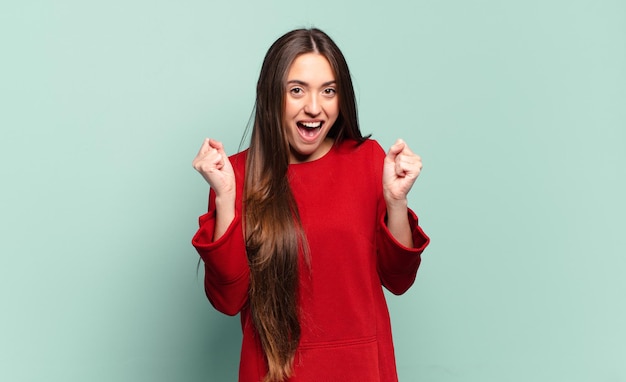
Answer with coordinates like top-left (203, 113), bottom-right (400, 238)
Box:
top-left (300, 121), bottom-right (321, 128)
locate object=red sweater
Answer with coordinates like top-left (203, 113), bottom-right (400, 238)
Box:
top-left (192, 139), bottom-right (430, 381)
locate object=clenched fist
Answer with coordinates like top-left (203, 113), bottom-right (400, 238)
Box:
top-left (192, 138), bottom-right (236, 199)
top-left (383, 139), bottom-right (422, 206)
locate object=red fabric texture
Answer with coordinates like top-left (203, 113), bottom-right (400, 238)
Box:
top-left (192, 139), bottom-right (430, 381)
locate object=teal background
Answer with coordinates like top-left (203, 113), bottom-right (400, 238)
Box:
top-left (1, 0), bottom-right (625, 381)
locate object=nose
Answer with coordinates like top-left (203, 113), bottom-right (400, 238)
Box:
top-left (303, 94), bottom-right (321, 116)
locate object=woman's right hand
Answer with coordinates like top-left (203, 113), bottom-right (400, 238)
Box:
top-left (193, 139), bottom-right (236, 240)
top-left (192, 138), bottom-right (236, 199)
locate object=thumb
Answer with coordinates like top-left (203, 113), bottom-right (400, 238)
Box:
top-left (209, 138), bottom-right (235, 174)
top-left (208, 138), bottom-right (224, 152)
top-left (209, 139), bottom-right (230, 159)
top-left (386, 139), bottom-right (405, 160)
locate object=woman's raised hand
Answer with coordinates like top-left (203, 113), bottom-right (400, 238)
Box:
top-left (383, 139), bottom-right (422, 206)
top-left (192, 139), bottom-right (236, 198)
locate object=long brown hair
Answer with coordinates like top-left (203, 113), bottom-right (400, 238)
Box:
top-left (244, 28), bottom-right (368, 382)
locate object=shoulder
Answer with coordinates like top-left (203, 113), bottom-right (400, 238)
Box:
top-left (226, 149), bottom-right (248, 180)
top-left (331, 139), bottom-right (386, 182)
top-left (336, 138), bottom-right (385, 159)
top-left (229, 149), bottom-right (247, 167)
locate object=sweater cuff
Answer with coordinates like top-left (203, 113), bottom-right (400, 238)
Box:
top-left (379, 208), bottom-right (430, 253)
top-left (192, 210), bottom-right (241, 250)
top-left (192, 210), bottom-right (249, 283)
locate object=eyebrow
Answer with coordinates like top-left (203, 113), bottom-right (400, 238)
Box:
top-left (286, 80), bottom-right (337, 87)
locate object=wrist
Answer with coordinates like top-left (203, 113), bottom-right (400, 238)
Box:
top-left (215, 193), bottom-right (236, 214)
top-left (215, 191), bottom-right (236, 203)
top-left (384, 196), bottom-right (408, 211)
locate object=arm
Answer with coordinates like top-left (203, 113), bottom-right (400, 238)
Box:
top-left (378, 139), bottom-right (430, 294)
top-left (192, 138), bottom-right (236, 240)
top-left (192, 139), bottom-right (249, 315)
top-left (385, 199), bottom-right (413, 248)
top-left (382, 139), bottom-right (422, 248)
top-left (192, 198), bottom-right (249, 315)
top-left (377, 208), bottom-right (430, 295)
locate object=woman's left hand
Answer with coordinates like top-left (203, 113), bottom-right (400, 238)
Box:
top-left (383, 139), bottom-right (422, 205)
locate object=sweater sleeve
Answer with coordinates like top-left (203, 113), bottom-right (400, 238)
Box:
top-left (370, 139), bottom-right (430, 295)
top-left (192, 189), bottom-right (250, 316)
top-left (376, 208), bottom-right (430, 295)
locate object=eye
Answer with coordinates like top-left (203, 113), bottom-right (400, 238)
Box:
top-left (323, 88), bottom-right (337, 96)
top-left (289, 87), bottom-right (304, 96)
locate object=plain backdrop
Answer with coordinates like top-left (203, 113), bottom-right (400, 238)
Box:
top-left (1, 1), bottom-right (625, 381)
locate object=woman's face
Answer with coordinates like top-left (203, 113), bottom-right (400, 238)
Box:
top-left (283, 53), bottom-right (339, 163)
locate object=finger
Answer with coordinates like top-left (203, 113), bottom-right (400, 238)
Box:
top-left (193, 142), bottom-right (218, 164)
top-left (193, 139), bottom-right (211, 168)
top-left (196, 138), bottom-right (211, 156)
top-left (208, 139), bottom-right (226, 155)
top-left (399, 141), bottom-right (415, 157)
top-left (386, 140), bottom-right (406, 165)
top-left (395, 157), bottom-right (408, 177)
top-left (209, 138), bottom-right (230, 159)
top-left (390, 139), bottom-right (405, 154)
top-left (396, 152), bottom-right (422, 169)
top-left (211, 151), bottom-right (224, 170)
top-left (396, 153), bottom-right (422, 176)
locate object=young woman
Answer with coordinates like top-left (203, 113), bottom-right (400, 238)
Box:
top-left (192, 28), bottom-right (430, 382)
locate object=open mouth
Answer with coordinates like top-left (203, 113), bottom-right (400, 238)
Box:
top-left (297, 121), bottom-right (323, 139)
